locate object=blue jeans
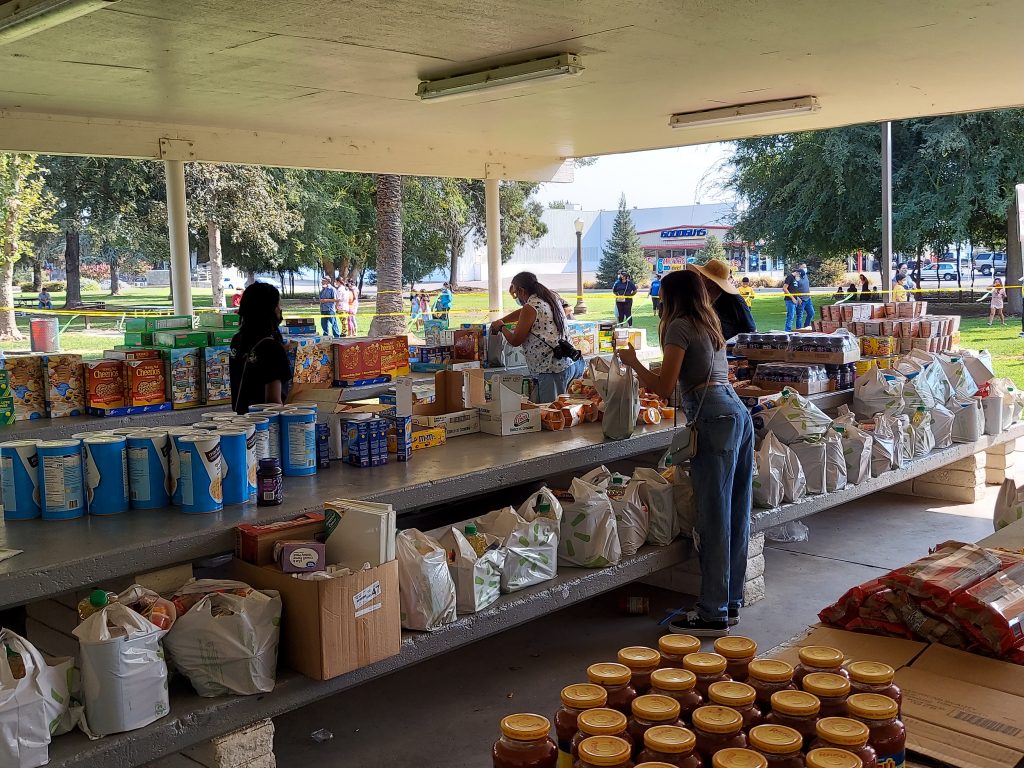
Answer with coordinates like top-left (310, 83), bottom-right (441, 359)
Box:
top-left (682, 386), bottom-right (754, 621)
top-left (801, 299), bottom-right (815, 328)
top-left (784, 299), bottom-right (798, 331)
top-left (320, 314), bottom-right (340, 337)
top-left (534, 357), bottom-right (586, 402)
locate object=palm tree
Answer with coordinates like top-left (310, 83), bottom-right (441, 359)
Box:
top-left (369, 174), bottom-right (406, 337)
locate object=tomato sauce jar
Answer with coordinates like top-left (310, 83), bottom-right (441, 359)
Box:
top-left (683, 653), bottom-right (732, 699)
top-left (711, 748), bottom-right (768, 768)
top-left (801, 674), bottom-right (850, 719)
top-left (576, 735), bottom-right (634, 768)
top-left (627, 696), bottom-right (683, 759)
top-left (650, 669), bottom-right (704, 724)
top-left (493, 713), bottom-right (558, 768)
top-left (714, 637), bottom-right (758, 683)
top-left (659, 635), bottom-right (701, 668)
top-left (619, 647), bottom-right (663, 695)
top-left (747, 660), bottom-right (797, 715)
top-left (846, 662), bottom-right (901, 712)
top-left (846, 694), bottom-right (905, 768)
top-left (811, 717), bottom-right (877, 768)
top-left (557, 685), bottom-right (609, 766)
top-left (589, 663), bottom-right (640, 716)
top-left (806, 748), bottom-right (864, 768)
top-left (691, 706), bottom-right (748, 762)
top-left (765, 690), bottom-right (820, 750)
top-left (636, 725), bottom-right (703, 768)
top-left (794, 647), bottom-right (847, 686)
top-left (573, 709), bottom-right (632, 761)
top-left (747, 725), bottom-right (804, 768)
top-left (708, 682), bottom-right (763, 732)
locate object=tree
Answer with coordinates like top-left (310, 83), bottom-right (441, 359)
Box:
top-left (693, 233), bottom-right (727, 265)
top-left (596, 194), bottom-right (648, 287)
top-left (1, 154), bottom-right (55, 338)
top-left (369, 174), bottom-right (405, 337)
top-left (38, 156), bottom-right (100, 308)
top-left (402, 177), bottom-right (449, 285)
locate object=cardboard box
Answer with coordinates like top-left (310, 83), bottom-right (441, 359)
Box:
top-left (910, 644), bottom-right (1024, 699)
top-left (124, 315), bottom-right (193, 332)
top-left (122, 331), bottom-right (153, 347)
top-left (125, 359), bottom-right (167, 407)
top-left (197, 312), bottom-right (240, 329)
top-left (162, 347), bottom-right (202, 409)
top-left (84, 359), bottom-right (126, 410)
top-left (750, 378), bottom-right (830, 396)
top-left (104, 348), bottom-right (162, 361)
top-left (378, 335), bottom-right (411, 378)
top-left (786, 348), bottom-right (860, 365)
top-left (5, 353), bottom-right (46, 420)
top-left (201, 345), bottom-right (232, 405)
top-left (765, 625), bottom-right (926, 669)
top-left (477, 376), bottom-right (541, 435)
top-left (410, 426), bottom-right (446, 450)
top-left (233, 558), bottom-right (400, 681)
top-left (0, 396), bottom-right (15, 426)
top-left (733, 385), bottom-right (782, 408)
top-left (42, 353), bottom-right (85, 418)
top-left (206, 329), bottom-right (235, 346)
top-left (235, 512), bottom-right (326, 565)
top-left (154, 330), bottom-right (209, 349)
top-left (405, 370), bottom-right (484, 438)
top-left (332, 339), bottom-right (364, 381)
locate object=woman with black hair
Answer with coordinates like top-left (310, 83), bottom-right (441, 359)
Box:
top-left (489, 271), bottom-right (586, 402)
top-left (229, 282), bottom-right (293, 414)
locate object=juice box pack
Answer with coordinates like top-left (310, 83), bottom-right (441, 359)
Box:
top-left (42, 353), bottom-right (85, 418)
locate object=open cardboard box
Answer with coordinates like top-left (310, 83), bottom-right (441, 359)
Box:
top-left (477, 374), bottom-right (541, 436)
top-left (397, 370), bottom-right (482, 437)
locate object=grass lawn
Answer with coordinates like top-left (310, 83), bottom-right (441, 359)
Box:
top-left (6, 287), bottom-right (1021, 386)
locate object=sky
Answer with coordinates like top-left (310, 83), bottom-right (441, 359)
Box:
top-left (535, 142), bottom-right (734, 212)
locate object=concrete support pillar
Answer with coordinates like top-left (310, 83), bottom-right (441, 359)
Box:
top-left (164, 160), bottom-right (193, 316)
top-left (880, 122), bottom-right (893, 291)
top-left (485, 177), bottom-right (502, 321)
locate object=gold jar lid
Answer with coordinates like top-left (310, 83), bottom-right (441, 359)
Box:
top-left (712, 748), bottom-right (769, 768)
top-left (798, 646), bottom-right (845, 669)
top-left (500, 714), bottom-right (550, 741)
top-left (747, 658), bottom-right (794, 683)
top-left (587, 662), bottom-right (632, 686)
top-left (683, 652), bottom-right (728, 676)
top-left (577, 735), bottom-right (632, 766)
top-left (847, 693), bottom-right (899, 720)
top-left (847, 661), bottom-right (895, 685)
top-left (659, 634), bottom-right (701, 657)
top-left (714, 636), bottom-right (758, 659)
top-left (802, 672), bottom-right (851, 698)
top-left (631, 694), bottom-right (681, 723)
top-left (806, 748), bottom-right (864, 768)
top-left (618, 646), bottom-right (661, 670)
top-left (815, 717), bottom-right (870, 747)
top-left (770, 690), bottom-right (821, 717)
top-left (650, 668), bottom-right (697, 692)
top-left (748, 724), bottom-right (802, 755)
top-left (708, 681), bottom-right (757, 707)
top-left (578, 708), bottom-right (627, 737)
top-left (643, 725), bottom-right (696, 754)
top-left (561, 683), bottom-right (608, 710)
top-left (691, 705), bottom-right (743, 734)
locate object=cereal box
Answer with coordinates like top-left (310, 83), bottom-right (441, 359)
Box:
top-left (378, 336), bottom-right (411, 378)
top-left (162, 347), bottom-right (201, 409)
top-left (154, 330), bottom-right (209, 349)
top-left (42, 353), bottom-right (85, 418)
top-left (123, 331), bottom-right (153, 347)
top-left (360, 339), bottom-right (382, 378)
top-left (202, 345), bottom-right (232, 405)
top-left (197, 313), bottom-right (240, 329)
top-left (6, 353), bottom-right (46, 420)
top-left (125, 359), bottom-right (167, 407)
top-left (0, 396), bottom-right (14, 426)
top-left (332, 339), bottom-right (363, 381)
top-left (85, 359), bottom-right (126, 410)
top-left (285, 336), bottom-right (332, 385)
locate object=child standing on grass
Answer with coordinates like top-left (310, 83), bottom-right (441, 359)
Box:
top-left (989, 278), bottom-right (1007, 326)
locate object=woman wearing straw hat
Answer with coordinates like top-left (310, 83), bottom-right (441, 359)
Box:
top-left (686, 260), bottom-right (756, 341)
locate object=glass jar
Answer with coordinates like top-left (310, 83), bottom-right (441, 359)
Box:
top-left (659, 635), bottom-right (702, 669)
top-left (691, 706), bottom-right (748, 763)
top-left (557, 685), bottom-right (609, 764)
top-left (801, 673), bottom-right (850, 719)
top-left (794, 647), bottom-right (847, 686)
top-left (846, 694), bottom-right (905, 768)
top-left (708, 682), bottom-right (762, 732)
top-left (493, 714), bottom-right (559, 768)
top-left (765, 690), bottom-right (820, 750)
top-left (627, 696), bottom-right (683, 759)
top-left (636, 725), bottom-right (703, 768)
top-left (683, 653), bottom-right (732, 699)
top-left (256, 457), bottom-right (283, 506)
top-left (747, 725), bottom-right (804, 768)
top-left (846, 662), bottom-right (901, 712)
top-left (576, 735), bottom-right (634, 768)
top-left (747, 660), bottom-right (798, 715)
top-left (811, 717), bottom-right (877, 768)
top-left (589, 663), bottom-right (639, 716)
top-left (710, 748), bottom-right (767, 768)
top-left (572, 709), bottom-right (633, 760)
top-left (714, 637), bottom-right (758, 683)
top-left (805, 748), bottom-right (864, 768)
top-left (620, 647), bottom-right (663, 695)
top-left (650, 669), bottom-right (703, 724)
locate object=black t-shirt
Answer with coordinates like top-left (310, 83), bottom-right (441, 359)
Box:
top-left (784, 273), bottom-right (799, 300)
top-left (229, 333), bottom-right (293, 414)
top-left (713, 292), bottom-right (757, 341)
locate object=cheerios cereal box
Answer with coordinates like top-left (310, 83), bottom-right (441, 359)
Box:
top-left (85, 359), bottom-right (126, 410)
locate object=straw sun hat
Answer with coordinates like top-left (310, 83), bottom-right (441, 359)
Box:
top-left (686, 259), bottom-right (738, 295)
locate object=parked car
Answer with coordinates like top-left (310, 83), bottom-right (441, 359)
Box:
top-left (133, 276), bottom-right (148, 288)
top-left (223, 277), bottom-right (239, 291)
top-left (974, 252), bottom-right (1007, 276)
top-left (912, 263), bottom-right (959, 281)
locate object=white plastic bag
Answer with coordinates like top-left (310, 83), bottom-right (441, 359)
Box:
top-left (438, 528), bottom-right (504, 614)
top-left (517, 487), bottom-right (563, 525)
top-left (791, 439), bottom-right (827, 495)
top-left (580, 465), bottom-right (612, 489)
top-left (950, 397), bottom-right (984, 443)
top-left (870, 416), bottom-right (897, 477)
top-left (501, 515), bottom-right (559, 592)
top-left (982, 395), bottom-right (1006, 436)
top-left (634, 467), bottom-right (676, 545)
top-left (957, 349), bottom-right (994, 389)
top-left (163, 581), bottom-right (281, 697)
top-left (0, 630), bottom-right (71, 768)
top-left (930, 402), bottom-right (955, 449)
top-left (823, 429), bottom-right (848, 492)
top-left (670, 468), bottom-right (697, 540)
top-left (835, 424), bottom-right (872, 486)
top-left (937, 355), bottom-right (978, 400)
top-left (602, 357), bottom-right (639, 441)
top-left (557, 477), bottom-right (621, 567)
top-left (908, 410), bottom-right (935, 458)
top-left (995, 479), bottom-right (1024, 531)
top-left (755, 391), bottom-right (832, 445)
top-left (583, 356), bottom-right (611, 402)
top-left (610, 478), bottom-right (648, 557)
top-left (475, 506), bottom-right (528, 541)
top-left (854, 367), bottom-right (904, 420)
top-left (72, 603), bottom-right (168, 736)
top-left (765, 520), bottom-right (809, 543)
top-left (781, 442), bottom-right (807, 502)
top-left (752, 432), bottom-right (786, 508)
top-left (396, 529), bottom-right (457, 631)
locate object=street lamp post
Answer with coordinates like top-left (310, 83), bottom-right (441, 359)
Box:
top-left (574, 217), bottom-right (587, 315)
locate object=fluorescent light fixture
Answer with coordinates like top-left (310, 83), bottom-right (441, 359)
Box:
top-left (669, 96), bottom-right (819, 129)
top-left (417, 54), bottom-right (583, 101)
top-left (0, 0), bottom-right (117, 45)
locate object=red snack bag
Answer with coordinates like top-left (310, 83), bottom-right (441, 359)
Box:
top-left (951, 561), bottom-right (1024, 654)
top-left (819, 576), bottom-right (889, 628)
top-left (882, 540), bottom-right (1002, 607)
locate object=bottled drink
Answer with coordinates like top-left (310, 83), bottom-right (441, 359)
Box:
top-left (464, 523), bottom-right (489, 558)
top-left (78, 589), bottom-right (115, 621)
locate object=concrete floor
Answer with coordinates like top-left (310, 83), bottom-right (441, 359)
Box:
top-left (272, 486), bottom-right (1004, 768)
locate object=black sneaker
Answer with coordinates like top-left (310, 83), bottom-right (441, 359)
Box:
top-left (728, 608), bottom-right (740, 627)
top-left (668, 611), bottom-right (729, 637)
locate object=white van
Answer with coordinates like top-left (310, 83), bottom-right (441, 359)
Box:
top-left (975, 252), bottom-right (1006, 276)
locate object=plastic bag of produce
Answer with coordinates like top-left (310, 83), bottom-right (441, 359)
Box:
top-left (908, 409), bottom-right (935, 458)
top-left (602, 357), bottom-right (639, 441)
top-left (854, 367), bottom-right (904, 420)
top-left (930, 402), bottom-right (955, 449)
top-left (754, 390), bottom-right (832, 445)
top-left (781, 441), bottom-right (807, 502)
top-left (0, 630), bottom-right (71, 768)
top-left (752, 432), bottom-right (786, 508)
top-left (823, 429), bottom-right (847, 492)
top-left (937, 355), bottom-right (978, 401)
top-left (164, 580), bottom-right (281, 697)
top-left (72, 603), bottom-right (169, 736)
top-left (517, 487), bottom-right (563, 524)
top-left (870, 416), bottom-right (898, 477)
top-left (556, 477), bottom-right (621, 567)
top-left (501, 515), bottom-right (559, 593)
top-left (438, 528), bottom-right (504, 614)
top-left (790, 438), bottom-right (827, 495)
top-left (951, 561), bottom-right (1024, 654)
top-left (995, 479), bottom-right (1024, 531)
top-left (633, 467), bottom-right (676, 545)
top-left (396, 529), bottom-right (457, 631)
top-left (950, 397), bottom-right (984, 443)
top-left (609, 476), bottom-right (648, 557)
top-left (834, 424), bottom-right (872, 486)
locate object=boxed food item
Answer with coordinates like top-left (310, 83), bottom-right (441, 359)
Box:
top-left (452, 328), bottom-right (483, 361)
top-left (333, 339), bottom-right (363, 381)
top-left (235, 512), bottom-right (326, 565)
top-left (125, 359), bottom-right (167, 407)
top-left (198, 312), bottom-right (240, 329)
top-left (42, 353), bottom-right (85, 418)
top-left (85, 359), bottom-right (126, 411)
top-left (386, 414), bottom-right (413, 460)
top-left (206, 329), bottom-right (235, 346)
top-left (0, 396), bottom-right (14, 426)
top-left (124, 315), bottom-right (193, 332)
top-left (378, 335), bottom-right (411, 378)
top-left (477, 376), bottom-right (542, 436)
top-left (408, 370), bottom-right (484, 437)
top-left (123, 331), bottom-right (153, 347)
top-left (162, 347), bottom-right (202, 409)
top-left (274, 540), bottom-right (326, 573)
top-left (105, 347), bottom-right (162, 361)
top-left (286, 336), bottom-right (333, 385)
top-left (201, 345), bottom-right (232, 405)
top-left (5, 352), bottom-right (46, 420)
top-left (153, 330), bottom-right (209, 349)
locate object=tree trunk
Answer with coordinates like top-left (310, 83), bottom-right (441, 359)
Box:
top-left (108, 255), bottom-right (121, 296)
top-left (63, 229), bottom-right (83, 308)
top-left (32, 259), bottom-right (42, 291)
top-left (0, 202), bottom-right (22, 338)
top-left (369, 174), bottom-right (406, 337)
top-left (208, 219), bottom-right (225, 308)
top-left (448, 233), bottom-right (463, 289)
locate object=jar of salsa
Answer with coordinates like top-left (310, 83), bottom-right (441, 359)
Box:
top-left (765, 690), bottom-right (820, 750)
top-left (846, 662), bottom-right (901, 712)
top-left (801, 674), bottom-right (850, 719)
top-left (691, 706), bottom-right (748, 762)
top-left (619, 647), bottom-right (663, 694)
top-left (811, 718), bottom-right (877, 768)
top-left (493, 713), bottom-right (558, 768)
top-left (683, 653), bottom-right (731, 699)
top-left (708, 682), bottom-right (763, 732)
top-left (711, 748), bottom-right (767, 768)
top-left (846, 694), bottom-right (905, 768)
top-left (576, 735), bottom-right (634, 768)
top-left (572, 709), bottom-right (632, 760)
top-left (558, 685), bottom-right (610, 766)
top-left (650, 669), bottom-right (703, 724)
top-left (747, 660), bottom-right (798, 715)
top-left (628, 696), bottom-right (683, 759)
top-left (659, 635), bottom-right (701, 669)
top-left (794, 647), bottom-right (847, 686)
top-left (589, 663), bottom-right (639, 716)
top-left (747, 725), bottom-right (804, 768)
top-left (714, 637), bottom-right (758, 683)
top-left (805, 748), bottom-right (864, 768)
top-left (637, 725), bottom-right (703, 768)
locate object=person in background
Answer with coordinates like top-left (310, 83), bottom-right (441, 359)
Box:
top-left (410, 285), bottom-right (422, 331)
top-left (37, 287), bottom-right (52, 310)
top-left (847, 282), bottom-right (858, 294)
top-left (346, 279), bottom-right (359, 336)
top-left (650, 271), bottom-right (663, 314)
top-left (489, 272), bottom-right (585, 402)
top-left (783, 267), bottom-right (801, 331)
top-left (230, 282), bottom-right (293, 414)
top-left (419, 291), bottom-right (433, 323)
top-left (617, 269), bottom-right (753, 635)
top-left (318, 276), bottom-right (340, 337)
top-left (231, 290), bottom-right (242, 308)
top-left (435, 282), bottom-right (453, 325)
top-left (797, 265), bottom-right (814, 327)
top-left (891, 274), bottom-right (908, 302)
top-left (557, 294), bottom-right (574, 319)
top-left (989, 278), bottom-right (1007, 326)
top-left (737, 276), bottom-right (755, 308)
top-left (334, 277), bottom-right (349, 338)
top-left (687, 260), bottom-right (756, 340)
top-left (612, 270), bottom-right (637, 326)
top-left (858, 273), bottom-right (871, 300)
